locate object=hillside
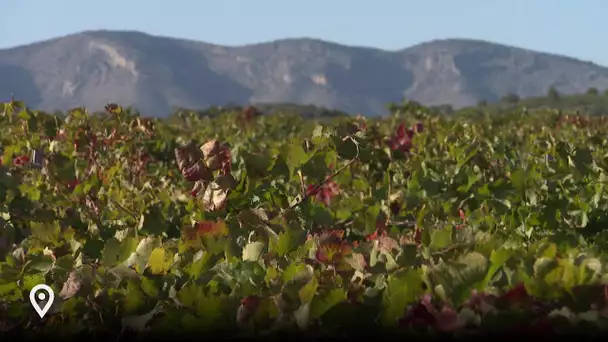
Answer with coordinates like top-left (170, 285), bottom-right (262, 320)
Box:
top-left (2, 30), bottom-right (608, 116)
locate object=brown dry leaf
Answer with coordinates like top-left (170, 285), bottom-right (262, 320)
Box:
top-left (59, 270), bottom-right (82, 300)
top-left (201, 140), bottom-right (222, 171)
top-left (200, 140), bottom-right (221, 158)
top-left (201, 182), bottom-right (229, 211)
top-left (345, 252), bottom-right (367, 271)
top-left (200, 140), bottom-right (231, 171)
top-left (191, 180), bottom-right (207, 197)
top-left (378, 236), bottom-right (400, 253)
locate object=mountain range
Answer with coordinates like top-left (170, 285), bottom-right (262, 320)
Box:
top-left (1, 30), bottom-right (608, 117)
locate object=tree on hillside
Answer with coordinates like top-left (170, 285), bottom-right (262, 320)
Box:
top-left (587, 87), bottom-right (599, 96)
top-left (547, 86), bottom-right (560, 101)
top-left (501, 93), bottom-right (520, 104)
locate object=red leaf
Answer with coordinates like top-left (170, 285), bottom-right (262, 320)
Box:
top-left (464, 290), bottom-right (497, 314)
top-left (399, 295), bottom-right (437, 328)
top-left (12, 155), bottom-right (30, 166)
top-left (66, 179), bottom-right (80, 191)
top-left (306, 184), bottom-right (319, 196)
top-left (406, 129), bottom-right (415, 139)
top-left (499, 283), bottom-right (530, 306)
top-left (396, 123), bottom-right (406, 139)
top-left (307, 181), bottom-right (340, 206)
top-left (315, 230), bottom-right (352, 265)
top-left (434, 305), bottom-right (465, 333)
top-left (365, 230), bottom-right (379, 241)
top-left (314, 243), bottom-right (352, 265)
top-left (195, 219), bottom-right (227, 237)
top-left (459, 209), bottom-right (466, 221)
top-left (240, 295), bottom-right (261, 312)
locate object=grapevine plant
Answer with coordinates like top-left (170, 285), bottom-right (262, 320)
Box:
top-left (1, 98), bottom-right (608, 338)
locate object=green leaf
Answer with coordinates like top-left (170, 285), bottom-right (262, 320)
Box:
top-left (429, 252), bottom-right (489, 306)
top-left (430, 226), bottom-right (452, 251)
top-left (25, 254), bottom-right (54, 273)
top-left (185, 251), bottom-right (215, 279)
top-left (147, 247), bottom-right (173, 274)
top-left (311, 125), bottom-right (329, 146)
top-left (309, 287), bottom-right (346, 320)
top-left (177, 283), bottom-right (201, 308)
top-left (17, 109), bottom-right (30, 120)
top-left (102, 237), bottom-right (138, 268)
top-left (22, 274), bottom-right (45, 291)
top-left (282, 263), bottom-right (314, 298)
top-left (301, 153), bottom-right (331, 182)
top-left (195, 294), bottom-right (225, 328)
top-left (272, 229), bottom-right (307, 257)
top-left (138, 205), bottom-right (169, 236)
top-left (533, 257), bottom-right (559, 279)
top-left (125, 237), bottom-right (160, 273)
top-left (482, 247), bottom-right (514, 287)
top-left (122, 306), bottom-right (160, 333)
top-left (0, 281), bottom-right (21, 301)
top-left (123, 280), bottom-right (145, 313)
top-left (140, 276), bottom-right (160, 298)
top-left (243, 152), bottom-right (273, 179)
top-left (381, 268), bottom-right (425, 325)
top-left (298, 276), bottom-right (318, 303)
top-left (242, 242), bottom-right (265, 261)
top-left (510, 169), bottom-right (527, 191)
top-left (29, 221), bottom-right (60, 245)
top-left (285, 140), bottom-right (309, 172)
top-left (333, 136), bottom-right (358, 160)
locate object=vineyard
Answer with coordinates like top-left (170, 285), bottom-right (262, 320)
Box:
top-left (3, 99), bottom-right (608, 338)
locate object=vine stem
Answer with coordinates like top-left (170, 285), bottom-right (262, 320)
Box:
top-left (288, 136), bottom-right (360, 210)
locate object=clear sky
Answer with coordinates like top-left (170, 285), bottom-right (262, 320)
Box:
top-left (1, 0), bottom-right (605, 65)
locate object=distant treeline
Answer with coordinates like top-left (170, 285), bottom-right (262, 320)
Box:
top-left (171, 87), bottom-right (608, 119)
top-left (431, 86), bottom-right (608, 116)
top-left (170, 103), bottom-right (350, 120)
top-left (31, 86), bottom-right (608, 119)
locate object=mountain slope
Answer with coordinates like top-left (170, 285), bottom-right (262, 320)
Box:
top-left (1, 30), bottom-right (607, 116)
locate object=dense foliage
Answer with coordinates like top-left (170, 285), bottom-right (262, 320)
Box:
top-left (2, 98), bottom-right (608, 338)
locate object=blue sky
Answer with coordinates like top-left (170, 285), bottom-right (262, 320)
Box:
top-left (1, 0), bottom-right (605, 65)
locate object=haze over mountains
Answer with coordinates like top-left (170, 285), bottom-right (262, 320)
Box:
top-left (1, 30), bottom-right (608, 117)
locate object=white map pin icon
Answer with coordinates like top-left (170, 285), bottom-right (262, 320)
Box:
top-left (29, 284), bottom-right (54, 318)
